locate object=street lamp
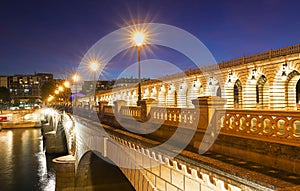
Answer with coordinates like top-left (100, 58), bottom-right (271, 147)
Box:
top-left (63, 81), bottom-right (70, 88)
top-left (90, 61), bottom-right (98, 103)
top-left (133, 32), bottom-right (145, 105)
top-left (72, 74), bottom-right (80, 105)
top-left (58, 86), bottom-right (64, 92)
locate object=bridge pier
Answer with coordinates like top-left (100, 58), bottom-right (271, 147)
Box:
top-left (42, 112), bottom-right (69, 155)
top-left (52, 155), bottom-right (76, 191)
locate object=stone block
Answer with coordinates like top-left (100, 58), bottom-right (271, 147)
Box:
top-left (166, 182), bottom-right (178, 191)
top-left (171, 169), bottom-right (184, 190)
top-left (185, 176), bottom-right (200, 191)
top-left (155, 176), bottom-right (166, 191)
top-left (161, 165), bottom-right (171, 182)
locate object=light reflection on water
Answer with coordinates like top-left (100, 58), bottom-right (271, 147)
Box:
top-left (0, 128), bottom-right (55, 191)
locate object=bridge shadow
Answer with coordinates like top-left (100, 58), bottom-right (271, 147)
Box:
top-left (75, 151), bottom-right (135, 191)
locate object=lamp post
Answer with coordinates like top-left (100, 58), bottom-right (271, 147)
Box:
top-left (63, 80), bottom-right (71, 105)
top-left (133, 32), bottom-right (145, 105)
top-left (72, 74), bottom-right (79, 105)
top-left (90, 62), bottom-right (98, 104)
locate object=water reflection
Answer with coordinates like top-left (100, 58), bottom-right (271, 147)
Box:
top-left (0, 129), bottom-right (55, 191)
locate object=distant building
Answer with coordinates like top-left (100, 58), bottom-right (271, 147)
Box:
top-left (3, 73), bottom-right (53, 104)
top-left (81, 80), bottom-right (113, 95)
top-left (112, 77), bottom-right (150, 88)
top-left (80, 78), bottom-right (151, 95)
top-left (0, 76), bottom-right (8, 88)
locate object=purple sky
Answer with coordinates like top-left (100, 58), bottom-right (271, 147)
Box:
top-left (1, 0), bottom-right (300, 79)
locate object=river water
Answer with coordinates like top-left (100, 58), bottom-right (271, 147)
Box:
top-left (0, 128), bottom-right (55, 191)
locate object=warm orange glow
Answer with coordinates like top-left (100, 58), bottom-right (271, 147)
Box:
top-left (64, 81), bottom-right (70, 88)
top-left (133, 32), bottom-right (145, 46)
top-left (54, 90), bottom-right (59, 94)
top-left (47, 95), bottom-right (54, 102)
top-left (58, 86), bottom-right (64, 92)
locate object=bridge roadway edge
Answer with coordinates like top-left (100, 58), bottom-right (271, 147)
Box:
top-left (74, 114), bottom-right (297, 191)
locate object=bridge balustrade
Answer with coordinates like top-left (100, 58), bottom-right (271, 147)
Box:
top-left (89, 100), bottom-right (300, 148)
top-left (120, 106), bottom-right (142, 119)
top-left (150, 107), bottom-right (197, 128)
top-left (217, 109), bottom-right (300, 146)
top-left (218, 43), bottom-right (300, 69)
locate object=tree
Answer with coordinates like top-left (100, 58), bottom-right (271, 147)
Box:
top-left (40, 80), bottom-right (56, 101)
top-left (0, 87), bottom-right (11, 104)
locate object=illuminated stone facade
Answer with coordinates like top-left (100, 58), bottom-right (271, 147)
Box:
top-left (77, 44), bottom-right (300, 110)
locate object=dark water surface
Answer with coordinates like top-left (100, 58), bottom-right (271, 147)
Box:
top-left (0, 128), bottom-right (55, 191)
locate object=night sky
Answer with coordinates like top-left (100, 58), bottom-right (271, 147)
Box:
top-left (1, 0), bottom-right (300, 79)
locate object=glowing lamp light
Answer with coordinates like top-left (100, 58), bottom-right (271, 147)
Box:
top-left (133, 32), bottom-right (145, 46)
top-left (64, 81), bottom-right (70, 88)
top-left (282, 71), bottom-right (287, 81)
top-left (208, 77), bottom-right (213, 86)
top-left (282, 62), bottom-right (288, 81)
top-left (54, 90), bottom-right (59, 95)
top-left (193, 80), bottom-right (197, 88)
top-left (251, 69), bottom-right (257, 84)
top-left (58, 86), bottom-right (64, 92)
top-left (228, 71), bottom-right (233, 85)
top-left (90, 62), bottom-right (98, 72)
top-left (73, 74), bottom-right (79, 82)
top-left (47, 96), bottom-right (54, 102)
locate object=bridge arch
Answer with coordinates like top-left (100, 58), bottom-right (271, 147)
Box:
top-left (256, 75), bottom-right (269, 109)
top-left (223, 72), bottom-right (241, 108)
top-left (157, 84), bottom-right (166, 106)
top-left (143, 87), bottom-right (150, 99)
top-left (206, 76), bottom-right (221, 96)
top-left (286, 70), bottom-right (300, 108)
top-left (297, 78), bottom-right (300, 104)
top-left (166, 83), bottom-right (177, 107)
top-left (178, 81), bottom-right (188, 107)
top-left (150, 86), bottom-right (158, 100)
top-left (234, 79), bottom-right (243, 108)
top-left (216, 86), bottom-right (222, 97)
top-left (75, 151), bottom-right (135, 191)
top-left (187, 78), bottom-right (203, 107)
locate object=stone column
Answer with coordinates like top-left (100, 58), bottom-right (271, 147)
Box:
top-left (137, 98), bottom-right (157, 121)
top-left (113, 100), bottom-right (127, 113)
top-left (192, 96), bottom-right (226, 130)
top-left (191, 96), bottom-right (226, 153)
top-left (98, 101), bottom-right (108, 117)
top-left (52, 155), bottom-right (75, 191)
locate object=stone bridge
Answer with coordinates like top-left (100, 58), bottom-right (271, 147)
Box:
top-left (42, 44), bottom-right (300, 191)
